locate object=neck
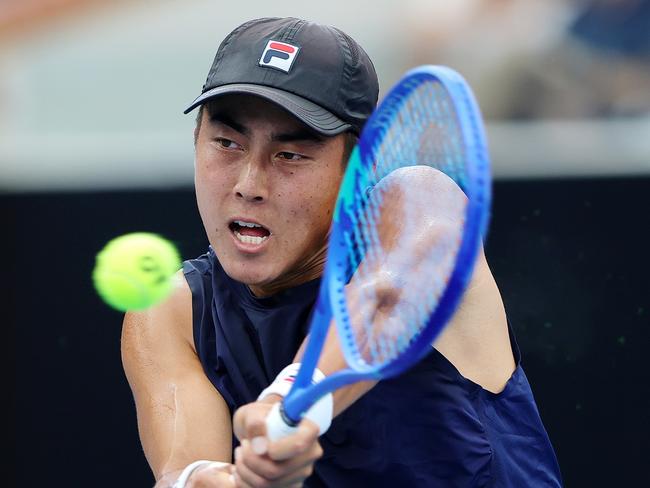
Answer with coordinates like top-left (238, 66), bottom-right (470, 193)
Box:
top-left (248, 241), bottom-right (328, 297)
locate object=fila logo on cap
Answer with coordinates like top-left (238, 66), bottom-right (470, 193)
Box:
top-left (259, 40), bottom-right (300, 73)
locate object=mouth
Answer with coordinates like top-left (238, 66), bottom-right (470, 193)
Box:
top-left (228, 219), bottom-right (271, 247)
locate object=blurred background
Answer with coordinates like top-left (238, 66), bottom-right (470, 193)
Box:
top-left (5, 0), bottom-right (649, 486)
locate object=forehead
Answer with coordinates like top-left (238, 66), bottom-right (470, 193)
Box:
top-left (203, 94), bottom-right (315, 134)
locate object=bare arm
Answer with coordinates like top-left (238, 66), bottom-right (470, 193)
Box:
top-left (121, 272), bottom-right (233, 486)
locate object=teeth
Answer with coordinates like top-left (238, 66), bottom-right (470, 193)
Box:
top-left (235, 220), bottom-right (262, 228)
top-left (234, 231), bottom-right (268, 245)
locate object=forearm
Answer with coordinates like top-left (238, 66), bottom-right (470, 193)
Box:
top-left (120, 296), bottom-right (233, 483)
top-left (134, 375), bottom-right (233, 479)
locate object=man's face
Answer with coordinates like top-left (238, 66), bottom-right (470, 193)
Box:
top-left (194, 94), bottom-right (346, 296)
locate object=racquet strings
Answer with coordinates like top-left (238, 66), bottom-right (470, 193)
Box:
top-left (343, 78), bottom-right (470, 368)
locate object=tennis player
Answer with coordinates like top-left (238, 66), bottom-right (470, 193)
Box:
top-left (121, 17), bottom-right (562, 487)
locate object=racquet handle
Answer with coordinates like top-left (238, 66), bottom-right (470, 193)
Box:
top-left (266, 402), bottom-right (300, 441)
top-left (260, 364), bottom-right (334, 440)
top-left (264, 393), bottom-right (334, 441)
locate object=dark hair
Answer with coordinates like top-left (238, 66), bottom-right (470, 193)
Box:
top-left (194, 103), bottom-right (358, 165)
top-left (341, 131), bottom-right (358, 166)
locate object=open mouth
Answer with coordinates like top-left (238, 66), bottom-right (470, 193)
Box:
top-left (229, 220), bottom-right (271, 245)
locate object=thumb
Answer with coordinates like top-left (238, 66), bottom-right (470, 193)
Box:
top-left (232, 402), bottom-right (273, 443)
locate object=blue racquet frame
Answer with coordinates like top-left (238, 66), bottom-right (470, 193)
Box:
top-left (279, 65), bottom-right (492, 424)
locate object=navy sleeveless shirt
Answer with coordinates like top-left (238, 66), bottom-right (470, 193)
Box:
top-left (183, 249), bottom-right (562, 487)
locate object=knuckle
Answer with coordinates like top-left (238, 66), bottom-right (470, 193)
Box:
top-left (260, 464), bottom-right (282, 481)
top-left (245, 415), bottom-right (264, 432)
top-left (233, 404), bottom-right (248, 420)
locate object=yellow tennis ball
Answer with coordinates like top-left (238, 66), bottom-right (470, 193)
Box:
top-left (92, 232), bottom-right (181, 312)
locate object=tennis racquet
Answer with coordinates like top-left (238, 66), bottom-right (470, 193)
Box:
top-left (265, 65), bottom-right (492, 439)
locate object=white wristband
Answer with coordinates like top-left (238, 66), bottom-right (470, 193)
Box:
top-left (258, 363), bottom-right (333, 436)
top-left (172, 460), bottom-right (229, 488)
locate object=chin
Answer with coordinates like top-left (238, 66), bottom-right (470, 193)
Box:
top-left (219, 256), bottom-right (277, 287)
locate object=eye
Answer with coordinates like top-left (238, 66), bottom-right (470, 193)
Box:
top-left (215, 138), bottom-right (241, 150)
top-left (277, 151), bottom-right (303, 161)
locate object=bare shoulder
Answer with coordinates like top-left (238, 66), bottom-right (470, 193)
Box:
top-left (434, 248), bottom-right (515, 393)
top-left (121, 270), bottom-right (196, 391)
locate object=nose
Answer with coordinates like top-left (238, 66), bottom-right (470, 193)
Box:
top-left (233, 158), bottom-right (268, 203)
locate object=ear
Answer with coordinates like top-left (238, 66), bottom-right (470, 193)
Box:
top-left (194, 122), bottom-right (202, 146)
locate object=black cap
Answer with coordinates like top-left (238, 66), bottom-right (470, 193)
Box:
top-left (184, 17), bottom-right (379, 135)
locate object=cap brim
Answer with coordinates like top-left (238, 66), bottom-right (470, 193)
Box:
top-left (183, 84), bottom-right (352, 136)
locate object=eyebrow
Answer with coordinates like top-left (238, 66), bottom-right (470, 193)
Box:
top-left (209, 112), bottom-right (326, 145)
